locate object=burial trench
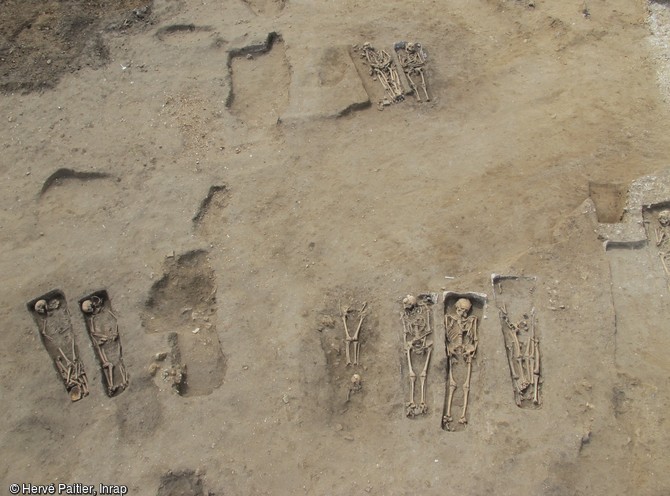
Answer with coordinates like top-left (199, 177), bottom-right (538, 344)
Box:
top-left (588, 181), bottom-right (627, 224)
top-left (315, 291), bottom-right (377, 417)
top-left (226, 33), bottom-right (290, 127)
top-left (142, 250), bottom-right (226, 397)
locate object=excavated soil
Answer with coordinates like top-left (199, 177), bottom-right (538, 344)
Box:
top-left (2, 0), bottom-right (670, 494)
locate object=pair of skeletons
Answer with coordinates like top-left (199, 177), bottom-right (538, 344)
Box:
top-left (82, 295), bottom-right (128, 396)
top-left (402, 296), bottom-right (478, 424)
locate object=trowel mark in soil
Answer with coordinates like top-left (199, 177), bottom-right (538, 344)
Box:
top-left (27, 290), bottom-right (88, 401)
top-left (0, 1), bottom-right (152, 93)
top-left (192, 184), bottom-right (229, 236)
top-left (157, 469), bottom-right (207, 496)
top-left (142, 250), bottom-right (226, 397)
top-left (492, 275), bottom-right (542, 409)
top-left (39, 168), bottom-right (112, 197)
top-left (226, 32), bottom-right (289, 126)
top-left (37, 168), bottom-right (120, 226)
top-left (79, 290), bottom-right (129, 397)
top-left (155, 23), bottom-right (216, 47)
top-left (442, 291), bottom-right (486, 431)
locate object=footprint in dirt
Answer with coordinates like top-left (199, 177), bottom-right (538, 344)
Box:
top-left (141, 250), bottom-right (226, 397)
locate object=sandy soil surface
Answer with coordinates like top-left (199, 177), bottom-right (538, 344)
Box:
top-left (2, 0), bottom-right (670, 494)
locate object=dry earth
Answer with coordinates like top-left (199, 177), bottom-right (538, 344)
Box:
top-left (2, 0), bottom-right (670, 494)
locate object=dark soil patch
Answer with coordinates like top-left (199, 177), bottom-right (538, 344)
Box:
top-left (0, 0), bottom-right (152, 93)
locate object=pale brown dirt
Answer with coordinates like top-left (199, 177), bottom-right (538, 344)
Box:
top-left (2, 0), bottom-right (670, 494)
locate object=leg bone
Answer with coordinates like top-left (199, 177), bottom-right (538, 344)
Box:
top-left (459, 359), bottom-right (473, 424)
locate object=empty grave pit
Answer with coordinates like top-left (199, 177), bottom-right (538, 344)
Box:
top-left (226, 33), bottom-right (289, 126)
top-left (589, 181), bottom-right (627, 224)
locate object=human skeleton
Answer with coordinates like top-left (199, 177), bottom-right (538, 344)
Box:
top-left (499, 305), bottom-right (541, 406)
top-left (655, 210), bottom-right (670, 283)
top-left (340, 302), bottom-right (367, 366)
top-left (358, 42), bottom-right (405, 106)
top-left (444, 298), bottom-right (478, 426)
top-left (394, 41), bottom-right (429, 102)
top-left (401, 294), bottom-right (434, 417)
top-left (81, 295), bottom-right (128, 396)
top-left (34, 297), bottom-right (89, 401)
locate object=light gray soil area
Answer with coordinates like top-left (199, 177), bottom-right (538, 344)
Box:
top-left (3, 0), bottom-right (670, 494)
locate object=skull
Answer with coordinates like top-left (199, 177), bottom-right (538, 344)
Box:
top-left (81, 300), bottom-right (94, 314)
top-left (351, 374), bottom-right (362, 389)
top-left (659, 210), bottom-right (670, 227)
top-left (455, 298), bottom-right (472, 319)
top-left (403, 294), bottom-right (417, 310)
top-left (34, 299), bottom-right (47, 314)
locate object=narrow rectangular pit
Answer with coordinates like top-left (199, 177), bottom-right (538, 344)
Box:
top-left (643, 203), bottom-right (670, 283)
top-left (27, 289), bottom-right (89, 401)
top-left (401, 293), bottom-right (438, 419)
top-left (442, 291), bottom-right (487, 431)
top-left (79, 289), bottom-right (129, 397)
top-left (491, 275), bottom-right (542, 409)
top-left (589, 181), bottom-right (627, 223)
